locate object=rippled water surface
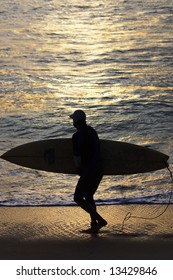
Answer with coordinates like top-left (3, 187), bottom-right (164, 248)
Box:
top-left (0, 0), bottom-right (173, 206)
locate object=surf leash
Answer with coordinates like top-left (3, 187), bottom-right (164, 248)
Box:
top-left (121, 164), bottom-right (173, 232)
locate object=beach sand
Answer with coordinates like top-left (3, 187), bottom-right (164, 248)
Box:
top-left (0, 204), bottom-right (173, 260)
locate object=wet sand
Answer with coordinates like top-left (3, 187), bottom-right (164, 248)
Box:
top-left (0, 205), bottom-right (173, 259)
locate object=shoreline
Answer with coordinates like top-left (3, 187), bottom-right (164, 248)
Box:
top-left (0, 205), bottom-right (173, 260)
top-left (0, 201), bottom-right (172, 208)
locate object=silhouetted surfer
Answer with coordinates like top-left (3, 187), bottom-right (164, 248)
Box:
top-left (70, 109), bottom-right (107, 233)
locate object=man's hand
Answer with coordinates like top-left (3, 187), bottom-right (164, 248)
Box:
top-left (73, 156), bottom-right (82, 175)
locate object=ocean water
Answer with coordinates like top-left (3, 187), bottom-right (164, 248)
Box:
top-left (0, 0), bottom-right (173, 206)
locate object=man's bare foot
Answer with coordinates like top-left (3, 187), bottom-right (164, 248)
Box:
top-left (90, 219), bottom-right (107, 233)
top-left (82, 219), bottom-right (107, 234)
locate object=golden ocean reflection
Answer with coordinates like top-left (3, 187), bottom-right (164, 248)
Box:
top-left (1, 0), bottom-right (172, 114)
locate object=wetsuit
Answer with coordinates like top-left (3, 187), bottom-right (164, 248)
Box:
top-left (72, 123), bottom-right (103, 207)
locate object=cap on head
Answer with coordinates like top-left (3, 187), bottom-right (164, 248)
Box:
top-left (70, 110), bottom-right (86, 123)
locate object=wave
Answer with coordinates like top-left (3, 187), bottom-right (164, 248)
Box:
top-left (0, 194), bottom-right (172, 207)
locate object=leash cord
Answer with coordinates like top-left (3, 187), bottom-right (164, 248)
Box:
top-left (121, 165), bottom-right (173, 232)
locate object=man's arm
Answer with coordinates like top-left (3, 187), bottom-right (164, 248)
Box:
top-left (73, 155), bottom-right (81, 169)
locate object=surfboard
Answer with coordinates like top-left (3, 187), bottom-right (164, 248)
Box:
top-left (1, 138), bottom-right (169, 175)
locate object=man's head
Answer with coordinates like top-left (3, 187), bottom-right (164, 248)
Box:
top-left (70, 110), bottom-right (86, 128)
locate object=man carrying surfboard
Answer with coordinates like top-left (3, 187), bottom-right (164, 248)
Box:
top-left (70, 109), bottom-right (107, 233)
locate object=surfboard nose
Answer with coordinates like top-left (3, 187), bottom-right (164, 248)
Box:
top-left (1, 152), bottom-right (8, 159)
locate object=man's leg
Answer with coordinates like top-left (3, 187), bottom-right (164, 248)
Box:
top-left (84, 193), bottom-right (97, 228)
top-left (85, 168), bottom-right (104, 228)
top-left (74, 192), bottom-right (106, 226)
top-left (74, 168), bottom-right (107, 232)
